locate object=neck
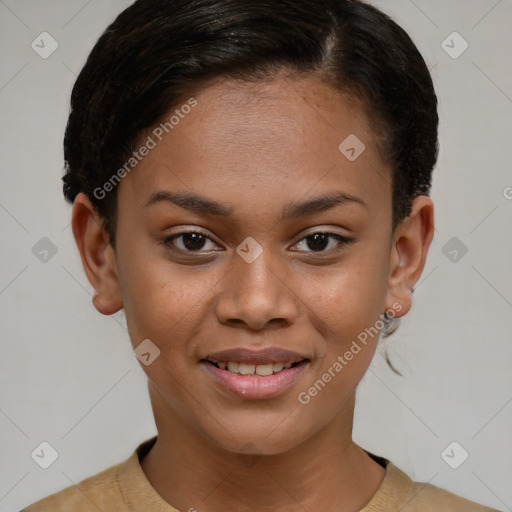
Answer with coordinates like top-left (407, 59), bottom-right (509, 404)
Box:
top-left (140, 386), bottom-right (386, 512)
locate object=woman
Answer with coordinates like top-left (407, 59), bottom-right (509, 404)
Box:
top-left (21, 0), bottom-right (501, 510)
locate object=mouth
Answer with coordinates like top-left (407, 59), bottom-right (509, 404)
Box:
top-left (200, 347), bottom-right (311, 399)
top-left (203, 359), bottom-right (308, 376)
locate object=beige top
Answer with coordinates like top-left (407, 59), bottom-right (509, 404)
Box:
top-left (21, 436), bottom-right (500, 512)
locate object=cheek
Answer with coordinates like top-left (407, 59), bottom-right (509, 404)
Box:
top-left (117, 248), bottom-right (222, 350)
top-left (300, 249), bottom-right (390, 392)
top-left (305, 257), bottom-right (388, 340)
top-left (298, 270), bottom-right (385, 417)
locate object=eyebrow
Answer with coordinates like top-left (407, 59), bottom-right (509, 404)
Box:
top-left (143, 190), bottom-right (367, 220)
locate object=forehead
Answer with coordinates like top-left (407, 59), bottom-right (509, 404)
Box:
top-left (118, 73), bottom-right (391, 219)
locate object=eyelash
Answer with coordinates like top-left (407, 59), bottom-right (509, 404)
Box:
top-left (162, 230), bottom-right (354, 255)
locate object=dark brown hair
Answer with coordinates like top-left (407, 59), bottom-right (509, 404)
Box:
top-left (62, 0), bottom-right (439, 347)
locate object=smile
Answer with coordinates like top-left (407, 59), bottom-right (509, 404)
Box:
top-left (200, 347), bottom-right (311, 399)
top-left (206, 360), bottom-right (306, 376)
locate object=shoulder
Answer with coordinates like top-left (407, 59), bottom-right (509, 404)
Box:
top-left (19, 460), bottom-right (126, 512)
top-left (404, 478), bottom-right (501, 512)
top-left (363, 459), bottom-right (502, 512)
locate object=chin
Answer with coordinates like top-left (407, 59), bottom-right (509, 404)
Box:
top-left (199, 412), bottom-right (314, 456)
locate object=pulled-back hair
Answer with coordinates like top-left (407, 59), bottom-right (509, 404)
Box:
top-left (62, 0), bottom-right (439, 342)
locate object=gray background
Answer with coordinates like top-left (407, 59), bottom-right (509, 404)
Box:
top-left (0, 0), bottom-right (511, 511)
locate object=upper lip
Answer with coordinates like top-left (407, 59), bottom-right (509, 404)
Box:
top-left (203, 347), bottom-right (310, 365)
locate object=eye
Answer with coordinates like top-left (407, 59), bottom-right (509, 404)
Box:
top-left (162, 230), bottom-right (353, 255)
top-left (163, 231), bottom-right (219, 252)
top-left (291, 232), bottom-right (353, 253)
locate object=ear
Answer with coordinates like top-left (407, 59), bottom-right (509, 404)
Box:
top-left (384, 195), bottom-right (434, 317)
top-left (71, 192), bottom-right (123, 316)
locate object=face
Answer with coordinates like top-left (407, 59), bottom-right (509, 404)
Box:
top-left (83, 73), bottom-right (425, 456)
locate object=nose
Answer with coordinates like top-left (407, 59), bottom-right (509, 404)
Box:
top-left (215, 247), bottom-right (299, 331)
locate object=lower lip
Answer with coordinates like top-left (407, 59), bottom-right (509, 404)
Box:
top-left (201, 361), bottom-right (309, 400)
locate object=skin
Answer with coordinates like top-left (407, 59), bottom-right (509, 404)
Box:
top-left (71, 72), bottom-right (434, 512)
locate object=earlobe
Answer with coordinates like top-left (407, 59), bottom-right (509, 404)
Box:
top-left (385, 195), bottom-right (434, 317)
top-left (92, 293), bottom-right (122, 315)
top-left (71, 193), bottom-right (123, 316)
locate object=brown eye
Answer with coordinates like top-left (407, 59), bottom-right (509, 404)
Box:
top-left (164, 231), bottom-right (218, 252)
top-left (292, 232), bottom-right (353, 253)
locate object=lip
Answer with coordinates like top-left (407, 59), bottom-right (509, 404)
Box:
top-left (204, 347), bottom-right (308, 365)
top-left (201, 359), bottom-right (309, 400)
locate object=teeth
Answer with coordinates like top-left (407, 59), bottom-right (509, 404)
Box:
top-left (256, 364), bottom-right (273, 376)
top-left (272, 362), bottom-right (284, 372)
top-left (239, 363), bottom-right (255, 375)
top-left (227, 362), bottom-right (239, 372)
top-left (215, 361), bottom-right (300, 375)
